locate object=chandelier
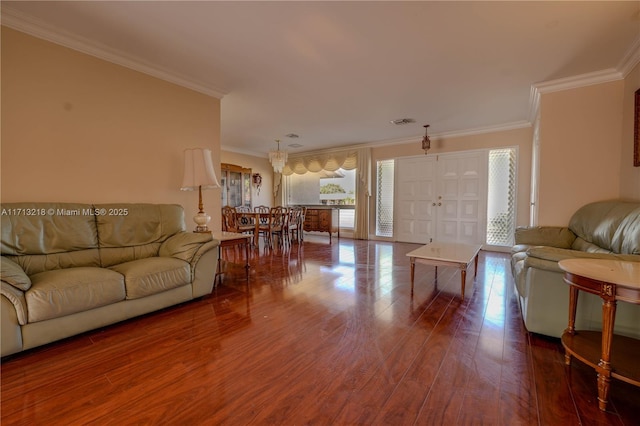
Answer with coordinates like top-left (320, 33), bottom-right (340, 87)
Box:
top-left (269, 139), bottom-right (288, 173)
top-left (422, 124), bottom-right (431, 154)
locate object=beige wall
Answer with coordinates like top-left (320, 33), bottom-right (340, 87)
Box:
top-left (537, 81), bottom-right (625, 225)
top-left (220, 151), bottom-right (274, 207)
top-left (4, 26), bottom-right (636, 237)
top-left (371, 126), bottom-right (533, 229)
top-left (1, 27), bottom-right (222, 230)
top-left (620, 62), bottom-right (640, 199)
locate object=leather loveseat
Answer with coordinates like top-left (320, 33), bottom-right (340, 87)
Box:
top-left (1, 202), bottom-right (219, 357)
top-left (511, 200), bottom-right (640, 339)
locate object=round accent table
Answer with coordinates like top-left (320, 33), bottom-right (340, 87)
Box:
top-left (558, 259), bottom-right (640, 411)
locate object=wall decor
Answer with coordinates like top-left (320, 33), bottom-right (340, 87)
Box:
top-left (252, 173), bottom-right (262, 195)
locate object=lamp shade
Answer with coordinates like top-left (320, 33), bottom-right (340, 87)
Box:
top-left (180, 148), bottom-right (220, 190)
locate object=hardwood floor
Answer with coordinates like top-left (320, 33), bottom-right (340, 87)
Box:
top-left (2, 236), bottom-right (639, 425)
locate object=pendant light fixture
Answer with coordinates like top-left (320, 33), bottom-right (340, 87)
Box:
top-left (269, 139), bottom-right (288, 173)
top-left (422, 124), bottom-right (431, 154)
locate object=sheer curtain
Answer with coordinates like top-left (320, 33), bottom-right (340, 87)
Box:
top-left (281, 147), bottom-right (371, 240)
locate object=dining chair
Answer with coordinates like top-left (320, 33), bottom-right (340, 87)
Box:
top-left (259, 206), bottom-right (286, 248)
top-left (222, 206), bottom-right (255, 240)
top-left (221, 206), bottom-right (237, 232)
top-left (254, 205), bottom-right (270, 228)
top-left (287, 206), bottom-right (303, 243)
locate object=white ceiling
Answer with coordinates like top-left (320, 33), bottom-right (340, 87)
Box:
top-left (3, 1), bottom-right (639, 157)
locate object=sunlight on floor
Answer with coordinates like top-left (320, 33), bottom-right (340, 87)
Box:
top-left (478, 256), bottom-right (510, 357)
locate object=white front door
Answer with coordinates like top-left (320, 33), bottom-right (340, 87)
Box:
top-left (395, 156), bottom-right (436, 244)
top-left (395, 151), bottom-right (487, 245)
top-left (436, 152), bottom-right (487, 245)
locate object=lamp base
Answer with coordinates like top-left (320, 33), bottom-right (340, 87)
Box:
top-left (193, 211), bottom-right (211, 233)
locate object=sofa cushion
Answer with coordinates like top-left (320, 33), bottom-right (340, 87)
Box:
top-left (109, 257), bottom-right (190, 300)
top-left (1, 256), bottom-right (31, 291)
top-left (613, 206), bottom-right (640, 255)
top-left (95, 204), bottom-right (186, 267)
top-left (5, 249), bottom-right (103, 277)
top-left (569, 200), bottom-right (640, 254)
top-left (1, 203), bottom-right (98, 255)
top-left (1, 203), bottom-right (101, 275)
top-left (571, 237), bottom-right (612, 253)
top-left (26, 267), bottom-right (125, 323)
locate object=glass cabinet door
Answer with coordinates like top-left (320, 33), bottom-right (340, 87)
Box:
top-left (221, 163), bottom-right (252, 208)
top-left (243, 173), bottom-right (252, 208)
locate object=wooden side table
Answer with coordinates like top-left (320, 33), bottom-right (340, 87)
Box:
top-left (558, 259), bottom-right (640, 411)
top-left (212, 231), bottom-right (252, 286)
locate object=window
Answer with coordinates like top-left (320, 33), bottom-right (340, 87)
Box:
top-left (286, 168), bottom-right (356, 230)
top-left (375, 159), bottom-right (395, 237)
top-left (486, 148), bottom-right (517, 247)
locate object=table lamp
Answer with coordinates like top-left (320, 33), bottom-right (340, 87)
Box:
top-left (180, 148), bottom-right (220, 233)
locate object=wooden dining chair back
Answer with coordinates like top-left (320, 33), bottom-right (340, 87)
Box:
top-left (221, 206), bottom-right (239, 232)
top-left (222, 206), bottom-right (255, 240)
top-left (259, 206), bottom-right (286, 248)
top-left (254, 205), bottom-right (270, 226)
top-left (287, 207), bottom-right (303, 243)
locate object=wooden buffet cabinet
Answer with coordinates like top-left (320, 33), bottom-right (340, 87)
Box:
top-left (303, 208), bottom-right (339, 243)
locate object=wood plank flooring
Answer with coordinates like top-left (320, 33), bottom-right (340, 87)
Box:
top-left (2, 236), bottom-right (639, 425)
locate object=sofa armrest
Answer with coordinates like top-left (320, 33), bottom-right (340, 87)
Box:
top-left (1, 256), bottom-right (31, 291)
top-left (1, 282), bottom-right (28, 325)
top-left (514, 226), bottom-right (576, 248)
top-left (527, 246), bottom-right (640, 262)
top-left (524, 246), bottom-right (640, 273)
top-left (159, 232), bottom-right (220, 279)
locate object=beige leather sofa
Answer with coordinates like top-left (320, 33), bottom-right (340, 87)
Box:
top-left (511, 200), bottom-right (640, 339)
top-left (1, 202), bottom-right (219, 357)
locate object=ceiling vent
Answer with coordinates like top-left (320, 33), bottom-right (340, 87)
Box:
top-left (390, 118), bottom-right (415, 125)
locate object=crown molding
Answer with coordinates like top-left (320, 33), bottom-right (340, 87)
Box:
top-left (1, 7), bottom-right (228, 99)
top-left (4, 5), bottom-right (637, 152)
top-left (221, 145), bottom-right (268, 158)
top-left (528, 68), bottom-right (625, 123)
top-left (282, 120), bottom-right (533, 155)
top-left (532, 68), bottom-right (623, 95)
top-left (434, 120), bottom-right (532, 140)
top-left (527, 31), bottom-right (640, 121)
top-left (366, 120), bottom-right (532, 148)
top-left (618, 35), bottom-right (640, 78)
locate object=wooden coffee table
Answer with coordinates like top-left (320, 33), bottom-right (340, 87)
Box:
top-left (406, 242), bottom-right (482, 301)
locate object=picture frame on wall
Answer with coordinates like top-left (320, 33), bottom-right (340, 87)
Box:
top-left (635, 88), bottom-right (640, 167)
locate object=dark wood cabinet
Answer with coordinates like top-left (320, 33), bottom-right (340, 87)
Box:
top-left (303, 208), bottom-right (339, 243)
